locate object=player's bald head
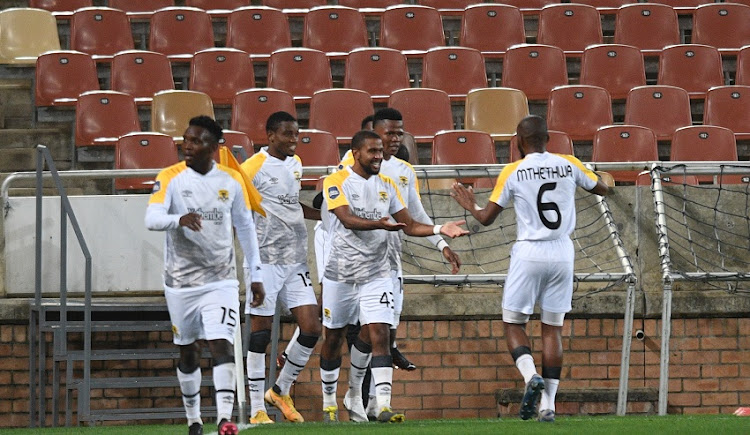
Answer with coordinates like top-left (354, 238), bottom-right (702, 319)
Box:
top-left (516, 115), bottom-right (549, 151)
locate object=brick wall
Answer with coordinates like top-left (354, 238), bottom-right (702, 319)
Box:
top-left (2, 316), bottom-right (748, 427)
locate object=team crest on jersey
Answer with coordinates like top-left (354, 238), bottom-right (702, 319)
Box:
top-left (327, 186), bottom-right (340, 200)
top-left (171, 324), bottom-right (179, 338)
top-left (399, 176), bottom-right (408, 187)
top-left (151, 180), bottom-right (161, 193)
top-left (293, 171), bottom-right (301, 181)
top-left (379, 191), bottom-right (388, 202)
top-left (323, 308), bottom-right (331, 321)
top-left (218, 189), bottom-right (229, 202)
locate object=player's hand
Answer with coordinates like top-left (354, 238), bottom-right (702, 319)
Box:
top-left (440, 220), bottom-right (470, 238)
top-left (379, 217), bottom-right (407, 231)
top-left (249, 282), bottom-right (265, 308)
top-left (442, 246), bottom-right (461, 274)
top-left (179, 212), bottom-right (202, 232)
top-left (450, 182), bottom-right (477, 211)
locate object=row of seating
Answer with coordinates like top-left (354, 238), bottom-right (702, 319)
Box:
top-left (112, 122), bottom-right (743, 194)
top-left (28, 0), bottom-right (750, 13)
top-left (4, 3), bottom-right (749, 65)
top-left (69, 85), bottom-right (750, 157)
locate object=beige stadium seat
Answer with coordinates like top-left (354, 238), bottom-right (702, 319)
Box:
top-left (0, 8), bottom-right (61, 64)
top-left (151, 90), bottom-right (215, 141)
top-left (464, 88), bottom-right (529, 141)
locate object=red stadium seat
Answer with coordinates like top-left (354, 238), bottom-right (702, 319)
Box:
top-left (592, 125), bottom-right (658, 183)
top-left (692, 3), bottom-right (750, 53)
top-left (547, 85), bottom-right (613, 141)
top-left (338, 0), bottom-right (402, 7)
top-left (302, 6), bottom-right (368, 54)
top-left (109, 0), bottom-right (174, 12)
top-left (344, 47), bottom-right (410, 102)
top-left (115, 132), bottom-right (179, 191)
top-left (75, 90), bottom-right (140, 148)
top-left (231, 88), bottom-right (297, 146)
top-left (263, 0), bottom-right (327, 8)
top-left (432, 130), bottom-right (496, 165)
top-left (388, 88), bottom-right (454, 142)
top-left (111, 50), bottom-right (175, 104)
top-left (267, 48), bottom-right (332, 102)
top-left (670, 125), bottom-right (739, 183)
top-left (579, 44), bottom-right (646, 100)
top-left (29, 0), bottom-right (91, 12)
top-left (185, 0), bottom-right (251, 9)
top-left (216, 130), bottom-right (254, 162)
top-left (149, 7), bottom-right (214, 60)
top-left (537, 3), bottom-right (603, 56)
top-left (502, 44), bottom-right (568, 101)
top-left (624, 85), bottom-right (692, 141)
top-left (421, 46), bottom-right (487, 100)
top-left (70, 7), bottom-right (134, 59)
top-left (294, 129), bottom-right (341, 186)
top-left (35, 50), bottom-right (99, 107)
top-left (309, 89), bottom-right (373, 142)
top-left (657, 44), bottom-right (724, 99)
top-left (226, 7), bottom-right (291, 57)
top-left (380, 4), bottom-right (445, 52)
top-left (737, 45), bottom-right (750, 86)
top-left (614, 3), bottom-right (680, 55)
top-left (704, 85), bottom-right (750, 141)
top-left (419, 0), bottom-right (475, 9)
top-left (460, 4), bottom-right (525, 55)
top-left (189, 48), bottom-right (255, 105)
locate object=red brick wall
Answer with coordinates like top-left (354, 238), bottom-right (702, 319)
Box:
top-left (2, 316), bottom-right (748, 427)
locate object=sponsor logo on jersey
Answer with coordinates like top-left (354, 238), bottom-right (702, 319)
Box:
top-left (218, 189), bottom-right (229, 202)
top-left (151, 180), bottom-right (161, 193)
top-left (189, 207), bottom-right (224, 223)
top-left (277, 193), bottom-right (300, 204)
top-left (327, 186), bottom-right (340, 200)
top-left (399, 176), bottom-right (408, 187)
top-left (379, 191), bottom-right (388, 202)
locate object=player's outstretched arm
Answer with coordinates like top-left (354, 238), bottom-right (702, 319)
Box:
top-left (332, 205), bottom-right (406, 231)
top-left (442, 247), bottom-right (462, 274)
top-left (392, 208), bottom-right (469, 239)
top-left (450, 183), bottom-right (503, 226)
top-left (588, 171), bottom-right (612, 196)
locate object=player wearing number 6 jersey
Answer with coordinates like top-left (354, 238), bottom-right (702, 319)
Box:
top-left (239, 111), bottom-right (322, 424)
top-left (145, 116), bottom-right (265, 435)
top-left (318, 130), bottom-right (469, 423)
top-left (451, 115), bottom-right (609, 423)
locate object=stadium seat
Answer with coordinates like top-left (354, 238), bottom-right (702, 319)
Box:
top-left (263, 0), bottom-right (327, 8)
top-left (111, 50), bottom-right (175, 104)
top-left (692, 3), bottom-right (750, 53)
top-left (29, 0), bottom-right (91, 12)
top-left (380, 5), bottom-right (446, 52)
top-left (592, 125), bottom-right (658, 183)
top-left (226, 7), bottom-right (291, 57)
top-left (75, 90), bottom-right (140, 148)
top-left (537, 3), bottom-right (603, 56)
top-left (657, 44), bottom-right (724, 99)
top-left (460, 4), bottom-right (525, 55)
top-left (189, 48), bottom-right (255, 105)
top-left (267, 48), bottom-right (332, 102)
top-left (302, 6), bottom-right (368, 54)
top-left (344, 47), bottom-right (410, 102)
top-left (35, 50), bottom-right (99, 107)
top-left (115, 132), bottom-right (179, 192)
top-left (509, 130), bottom-right (574, 162)
top-left (185, 0), bottom-right (251, 9)
top-left (421, 46), bottom-right (488, 100)
top-left (703, 85), bottom-right (750, 141)
top-left (151, 90), bottom-right (215, 140)
top-left (670, 125), bottom-right (739, 183)
top-left (624, 85), bottom-right (692, 141)
top-left (738, 45), bottom-right (750, 86)
top-left (0, 8), bottom-right (61, 64)
top-left (109, 0), bottom-right (174, 12)
top-left (419, 0), bottom-right (475, 9)
top-left (231, 88), bottom-right (297, 146)
top-left (649, 0), bottom-right (718, 8)
top-left (547, 85), bottom-right (613, 141)
top-left (388, 88), bottom-right (454, 142)
top-left (216, 130), bottom-right (254, 162)
top-left (294, 129), bottom-right (341, 186)
top-left (575, 0), bottom-right (630, 8)
top-left (149, 7), bottom-right (214, 60)
top-left (338, 0), bottom-right (402, 7)
top-left (464, 87), bottom-right (529, 141)
top-left (579, 44), bottom-right (647, 100)
top-left (432, 130), bottom-right (496, 165)
top-left (308, 89), bottom-right (374, 142)
top-left (70, 8), bottom-right (134, 59)
top-left (613, 3), bottom-right (680, 56)
top-left (498, 0), bottom-right (557, 8)
top-left (501, 44), bottom-right (568, 101)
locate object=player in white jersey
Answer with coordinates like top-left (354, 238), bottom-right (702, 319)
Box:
top-left (239, 111), bottom-right (321, 424)
top-left (451, 115), bottom-right (610, 423)
top-left (318, 130), bottom-right (469, 423)
top-left (145, 116), bottom-right (265, 435)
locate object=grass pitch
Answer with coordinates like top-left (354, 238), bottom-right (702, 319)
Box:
top-left (0, 415), bottom-right (748, 435)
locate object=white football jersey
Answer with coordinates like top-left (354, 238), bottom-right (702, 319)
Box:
top-left (145, 162), bottom-right (259, 288)
top-left (240, 148), bottom-right (308, 265)
top-left (323, 166), bottom-right (405, 283)
top-left (490, 152), bottom-right (598, 241)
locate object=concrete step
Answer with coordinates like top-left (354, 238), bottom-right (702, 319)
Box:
top-left (0, 78), bottom-right (34, 129)
top-left (0, 128), bottom-right (72, 167)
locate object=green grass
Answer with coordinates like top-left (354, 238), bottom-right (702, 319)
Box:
top-left (0, 415), bottom-right (748, 435)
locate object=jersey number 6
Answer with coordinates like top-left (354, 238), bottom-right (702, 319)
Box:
top-left (537, 182), bottom-right (561, 230)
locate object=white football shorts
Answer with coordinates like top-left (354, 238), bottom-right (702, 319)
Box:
top-left (502, 238), bottom-right (575, 316)
top-left (313, 222), bottom-right (330, 285)
top-left (244, 263), bottom-right (317, 316)
top-left (321, 276), bottom-right (394, 329)
top-left (391, 266), bottom-right (404, 327)
top-left (165, 279), bottom-right (240, 346)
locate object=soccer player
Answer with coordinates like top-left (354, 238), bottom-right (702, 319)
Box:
top-left (319, 130), bottom-right (469, 423)
top-left (451, 115), bottom-right (610, 422)
top-left (145, 116), bottom-right (265, 435)
top-left (239, 111), bottom-right (322, 424)
top-left (340, 108), bottom-right (462, 421)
